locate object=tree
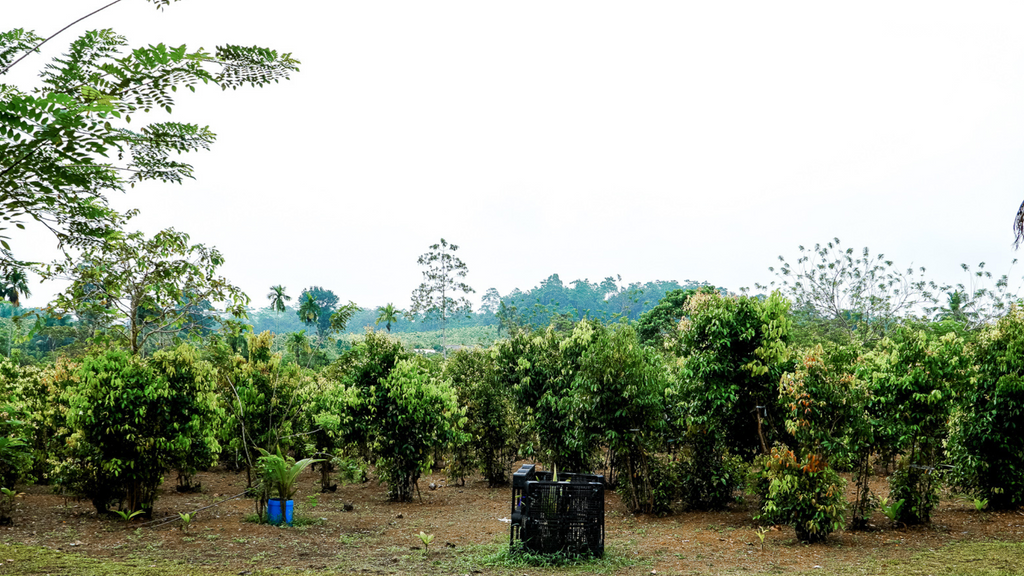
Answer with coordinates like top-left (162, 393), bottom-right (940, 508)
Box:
top-left (45, 227), bottom-right (247, 355)
top-left (0, 267), bottom-right (32, 357)
top-left (213, 331), bottom-right (303, 487)
top-left (408, 238), bottom-right (474, 356)
top-left (758, 345), bottom-right (869, 542)
top-left (495, 321), bottom-right (606, 473)
top-left (329, 302), bottom-right (359, 335)
top-left (267, 285), bottom-right (290, 313)
top-left (266, 285), bottom-right (290, 334)
top-left (374, 303), bottom-right (399, 333)
top-left (0, 4), bottom-right (299, 266)
top-left (296, 287), bottom-right (338, 345)
top-left (443, 348), bottom-right (521, 487)
top-left (635, 288), bottom-right (709, 349)
top-left (0, 268), bottom-right (31, 308)
top-left (369, 357), bottom-right (467, 501)
top-left (762, 238), bottom-right (940, 345)
top-left (675, 291), bottom-right (794, 457)
top-left (297, 294), bottom-right (319, 328)
top-left (479, 288), bottom-right (501, 316)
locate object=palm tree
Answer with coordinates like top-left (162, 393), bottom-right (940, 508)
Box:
top-left (375, 303), bottom-right (399, 333)
top-left (0, 268), bottom-right (31, 357)
top-left (267, 285), bottom-right (290, 312)
top-left (936, 290), bottom-right (978, 326)
top-left (286, 331), bottom-right (310, 363)
top-left (1, 268), bottom-right (31, 308)
top-left (298, 294), bottom-right (319, 328)
top-left (267, 285), bottom-right (290, 333)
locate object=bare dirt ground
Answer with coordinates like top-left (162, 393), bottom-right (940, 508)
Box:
top-left (1, 464), bottom-right (1022, 575)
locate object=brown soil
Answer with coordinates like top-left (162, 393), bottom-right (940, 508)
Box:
top-left (1, 465), bottom-right (1022, 575)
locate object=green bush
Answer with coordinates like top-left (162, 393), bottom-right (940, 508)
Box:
top-left (443, 348), bottom-right (523, 487)
top-left (495, 323), bottom-right (602, 473)
top-left (755, 345), bottom-right (870, 541)
top-left (874, 329), bottom-right (969, 524)
top-left (294, 372), bottom-right (361, 492)
top-left (758, 446), bottom-right (846, 543)
top-left (215, 331), bottom-right (303, 486)
top-left (0, 359), bottom-right (65, 485)
top-left (675, 427), bottom-right (744, 510)
top-left (0, 374), bottom-right (32, 489)
top-left (673, 291), bottom-right (794, 459)
top-left (58, 345), bottom-right (220, 515)
top-left (370, 357), bottom-right (467, 501)
top-left (947, 306), bottom-right (1024, 509)
top-left (575, 323), bottom-right (671, 513)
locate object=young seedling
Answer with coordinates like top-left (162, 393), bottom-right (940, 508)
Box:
top-left (114, 509), bottom-right (145, 523)
top-left (879, 497), bottom-right (904, 524)
top-left (179, 512), bottom-right (194, 533)
top-left (0, 487), bottom-right (24, 524)
top-left (973, 497), bottom-right (989, 511)
top-left (755, 526), bottom-right (769, 552)
top-left (418, 531), bottom-right (435, 556)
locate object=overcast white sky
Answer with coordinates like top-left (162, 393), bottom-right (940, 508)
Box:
top-left (7, 1), bottom-right (1024, 311)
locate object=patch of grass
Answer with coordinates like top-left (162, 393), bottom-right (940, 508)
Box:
top-left (478, 542), bottom-right (644, 574)
top-left (800, 541), bottom-right (1024, 576)
top-left (0, 543), bottom-right (218, 575)
top-left (882, 541), bottom-right (1024, 576)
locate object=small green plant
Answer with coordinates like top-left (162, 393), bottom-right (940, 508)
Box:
top-left (879, 497), bottom-right (905, 523)
top-left (114, 509), bottom-right (145, 523)
top-left (256, 447), bottom-right (322, 501)
top-left (0, 487), bottom-right (24, 525)
top-left (178, 512), bottom-right (194, 533)
top-left (306, 494), bottom-right (318, 509)
top-left (418, 531), bottom-right (435, 556)
top-left (755, 526), bottom-right (769, 551)
top-left (973, 497), bottom-right (989, 511)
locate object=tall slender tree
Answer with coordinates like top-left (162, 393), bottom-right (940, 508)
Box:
top-left (267, 285), bottom-right (290, 333)
top-left (267, 285), bottom-right (290, 313)
top-left (0, 267), bottom-right (30, 356)
top-left (409, 239), bottom-right (474, 356)
top-left (375, 303), bottom-right (400, 333)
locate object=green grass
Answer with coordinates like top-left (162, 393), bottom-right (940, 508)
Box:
top-left (3, 539), bottom-right (1023, 575)
top-left (845, 541), bottom-right (1024, 576)
top-left (479, 542), bottom-right (644, 573)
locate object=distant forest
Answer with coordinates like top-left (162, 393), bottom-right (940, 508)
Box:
top-left (245, 275), bottom-right (721, 338)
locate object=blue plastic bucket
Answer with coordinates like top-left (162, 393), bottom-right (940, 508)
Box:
top-left (267, 499), bottom-right (294, 526)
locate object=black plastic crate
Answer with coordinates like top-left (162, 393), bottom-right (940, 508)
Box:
top-left (510, 464), bottom-right (604, 557)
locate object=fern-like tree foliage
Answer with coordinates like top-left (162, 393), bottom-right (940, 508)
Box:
top-left (0, 5), bottom-right (299, 266)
